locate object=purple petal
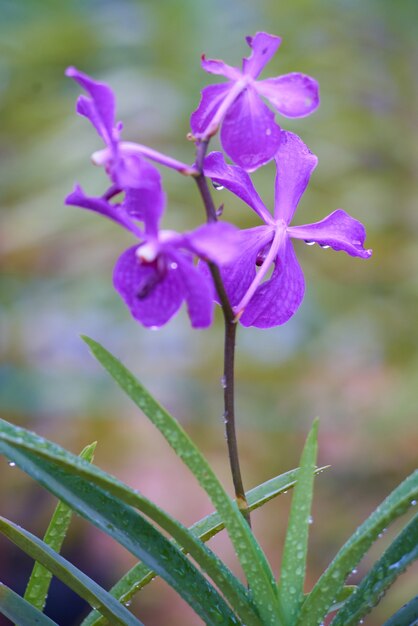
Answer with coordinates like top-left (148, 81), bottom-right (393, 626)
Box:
top-left (256, 73), bottom-right (320, 118)
top-left (221, 87), bottom-right (282, 171)
top-left (65, 185), bottom-right (142, 237)
top-left (174, 254), bottom-right (215, 328)
top-left (203, 151), bottom-right (272, 223)
top-left (113, 247), bottom-right (184, 328)
top-left (288, 209), bottom-right (373, 258)
top-left (242, 32), bottom-right (282, 79)
top-left (274, 131), bottom-right (318, 223)
top-left (201, 55), bottom-right (241, 80)
top-left (66, 67), bottom-right (116, 147)
top-left (240, 238), bottom-right (305, 328)
top-left (123, 162), bottom-right (165, 235)
top-left (190, 82), bottom-right (233, 136)
top-left (181, 222), bottom-right (241, 265)
top-left (208, 226), bottom-right (273, 306)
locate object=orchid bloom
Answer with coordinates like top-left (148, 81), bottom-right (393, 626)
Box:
top-left (66, 67), bottom-right (195, 190)
top-left (191, 32), bottom-right (319, 171)
top-left (203, 132), bottom-right (372, 328)
top-left (66, 177), bottom-right (239, 329)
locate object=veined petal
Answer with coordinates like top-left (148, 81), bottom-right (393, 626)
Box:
top-left (288, 209), bottom-right (373, 258)
top-left (204, 152), bottom-right (272, 222)
top-left (113, 247), bottom-right (184, 328)
top-left (174, 254), bottom-right (214, 328)
top-left (66, 67), bottom-right (116, 147)
top-left (242, 32), bottom-right (282, 79)
top-left (181, 222), bottom-right (241, 265)
top-left (221, 87), bottom-right (281, 171)
top-left (209, 226), bottom-right (274, 306)
top-left (256, 73), bottom-right (319, 118)
top-left (274, 131), bottom-right (318, 223)
top-left (190, 82), bottom-right (233, 136)
top-left (201, 55), bottom-right (241, 80)
top-left (65, 185), bottom-right (142, 237)
top-left (240, 238), bottom-right (305, 328)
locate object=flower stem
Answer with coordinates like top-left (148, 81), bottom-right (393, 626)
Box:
top-left (194, 139), bottom-right (251, 527)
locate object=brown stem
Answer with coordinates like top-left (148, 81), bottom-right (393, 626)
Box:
top-left (193, 139), bottom-right (251, 526)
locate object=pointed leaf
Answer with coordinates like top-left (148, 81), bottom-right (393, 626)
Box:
top-left (0, 582), bottom-right (58, 626)
top-left (0, 441), bottom-right (241, 626)
top-left (81, 336), bottom-right (285, 626)
top-left (82, 465), bottom-right (328, 626)
top-left (296, 470), bottom-right (418, 626)
top-left (0, 421), bottom-right (258, 626)
top-left (330, 514), bottom-right (418, 626)
top-left (23, 442), bottom-right (96, 612)
top-left (278, 419), bottom-right (319, 624)
top-left (0, 516), bottom-right (144, 626)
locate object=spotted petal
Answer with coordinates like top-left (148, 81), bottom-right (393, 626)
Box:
top-left (242, 32), bottom-right (282, 79)
top-left (221, 87), bottom-right (282, 171)
top-left (288, 209), bottom-right (373, 258)
top-left (190, 82), bottom-right (233, 136)
top-left (240, 238), bottom-right (305, 328)
top-left (113, 246), bottom-right (184, 328)
top-left (66, 67), bottom-right (116, 148)
top-left (274, 131), bottom-right (318, 223)
top-left (256, 73), bottom-right (319, 118)
top-left (203, 151), bottom-right (272, 222)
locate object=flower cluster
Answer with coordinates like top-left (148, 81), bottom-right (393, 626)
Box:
top-left (66, 32), bottom-right (371, 330)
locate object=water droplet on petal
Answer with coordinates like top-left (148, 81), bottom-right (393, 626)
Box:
top-left (150, 325), bottom-right (160, 331)
top-left (170, 262), bottom-right (178, 269)
top-left (304, 240), bottom-right (316, 246)
top-left (212, 181), bottom-right (224, 191)
top-left (319, 244), bottom-right (330, 249)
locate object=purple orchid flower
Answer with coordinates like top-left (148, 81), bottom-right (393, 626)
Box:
top-left (203, 132), bottom-right (372, 328)
top-left (66, 67), bottom-right (195, 189)
top-left (66, 177), bottom-right (239, 329)
top-left (191, 32), bottom-right (319, 171)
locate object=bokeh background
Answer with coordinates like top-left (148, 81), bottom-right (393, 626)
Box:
top-left (0, 0), bottom-right (417, 624)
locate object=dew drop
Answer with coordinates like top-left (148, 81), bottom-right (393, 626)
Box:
top-left (150, 325), bottom-right (159, 331)
top-left (170, 262), bottom-right (178, 269)
top-left (308, 515), bottom-right (314, 524)
top-left (220, 375), bottom-right (227, 389)
top-left (8, 462), bottom-right (16, 468)
top-left (352, 568), bottom-right (358, 574)
top-left (319, 244), bottom-right (330, 249)
top-left (304, 240), bottom-right (316, 246)
top-left (411, 499), bottom-right (417, 506)
top-left (212, 181), bottom-right (224, 191)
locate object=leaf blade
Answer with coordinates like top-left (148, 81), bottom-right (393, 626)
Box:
top-left (278, 419), bottom-right (319, 624)
top-left (0, 441), bottom-right (243, 626)
top-left (23, 442), bottom-right (97, 612)
top-left (330, 514), bottom-right (418, 626)
top-left (82, 336), bottom-right (285, 626)
top-left (296, 470), bottom-right (418, 626)
top-left (0, 516), bottom-right (144, 626)
top-left (0, 582), bottom-right (58, 626)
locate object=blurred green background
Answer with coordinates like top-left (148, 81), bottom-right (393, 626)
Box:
top-left (0, 0), bottom-right (417, 624)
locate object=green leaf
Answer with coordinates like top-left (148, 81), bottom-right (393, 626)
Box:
top-left (23, 441), bottom-right (96, 613)
top-left (0, 422), bottom-right (259, 626)
top-left (82, 465), bottom-right (328, 626)
top-left (327, 586), bottom-right (357, 614)
top-left (330, 513), bottom-right (418, 626)
top-left (0, 441), bottom-right (242, 626)
top-left (296, 470), bottom-right (418, 626)
top-left (0, 516), bottom-right (144, 626)
top-left (82, 335), bottom-right (285, 626)
top-left (0, 582), bottom-right (58, 626)
top-left (382, 595), bottom-right (418, 626)
top-left (278, 419), bottom-right (319, 625)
